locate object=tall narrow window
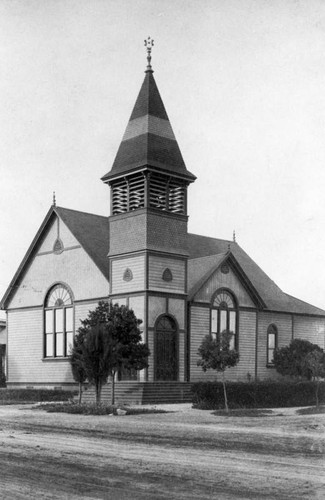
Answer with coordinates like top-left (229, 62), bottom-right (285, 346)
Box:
top-left (267, 324), bottom-right (277, 366)
top-left (210, 289), bottom-right (238, 350)
top-left (44, 284), bottom-right (73, 358)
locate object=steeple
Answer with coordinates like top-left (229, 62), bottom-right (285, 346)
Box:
top-left (101, 42), bottom-right (196, 185)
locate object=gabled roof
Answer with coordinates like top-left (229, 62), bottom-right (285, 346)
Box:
top-left (2, 206), bottom-right (324, 317)
top-left (188, 251), bottom-right (266, 308)
top-left (187, 233), bottom-right (325, 316)
top-left (55, 207), bottom-right (109, 280)
top-left (0, 206), bottom-right (110, 309)
top-left (101, 70), bottom-right (196, 183)
top-left (188, 253), bottom-right (227, 296)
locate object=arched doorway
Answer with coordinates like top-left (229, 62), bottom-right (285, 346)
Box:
top-left (155, 315), bottom-right (178, 381)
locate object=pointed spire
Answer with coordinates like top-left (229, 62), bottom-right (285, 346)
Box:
top-left (233, 230), bottom-right (236, 242)
top-left (52, 191), bottom-right (56, 207)
top-left (144, 36), bottom-right (154, 72)
top-left (101, 42), bottom-right (196, 184)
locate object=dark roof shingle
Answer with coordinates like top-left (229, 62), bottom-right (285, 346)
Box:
top-left (55, 207), bottom-right (110, 280)
top-left (187, 233), bottom-right (325, 316)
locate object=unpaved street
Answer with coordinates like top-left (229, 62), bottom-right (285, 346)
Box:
top-left (0, 405), bottom-right (324, 499)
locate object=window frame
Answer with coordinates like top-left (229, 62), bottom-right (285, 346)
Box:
top-left (267, 324), bottom-right (278, 367)
top-left (210, 289), bottom-right (238, 351)
top-left (43, 284), bottom-right (74, 359)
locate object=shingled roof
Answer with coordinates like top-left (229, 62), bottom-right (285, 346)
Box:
top-left (2, 205), bottom-right (324, 317)
top-left (55, 207), bottom-right (110, 280)
top-left (187, 233), bottom-right (325, 316)
top-left (0, 206), bottom-right (110, 309)
top-left (101, 70), bottom-right (196, 183)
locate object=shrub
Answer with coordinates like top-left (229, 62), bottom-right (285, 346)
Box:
top-left (274, 339), bottom-right (324, 380)
top-left (0, 370), bottom-right (6, 388)
top-left (35, 402), bottom-right (167, 415)
top-left (0, 389), bottom-right (76, 403)
top-left (191, 381), bottom-right (325, 409)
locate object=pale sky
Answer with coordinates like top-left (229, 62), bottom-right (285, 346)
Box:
top-left (1, 0), bottom-right (325, 320)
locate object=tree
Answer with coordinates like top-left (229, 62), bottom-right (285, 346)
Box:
top-left (273, 339), bottom-right (323, 380)
top-left (197, 331), bottom-right (239, 412)
top-left (303, 350), bottom-right (325, 408)
top-left (72, 301), bottom-right (150, 405)
top-left (69, 330), bottom-right (88, 404)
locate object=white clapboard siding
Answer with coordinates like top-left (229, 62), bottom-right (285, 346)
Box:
top-left (189, 306), bottom-right (211, 381)
top-left (9, 247), bottom-right (109, 309)
top-left (7, 309), bottom-right (73, 384)
top-left (168, 298), bottom-right (185, 330)
top-left (148, 296), bottom-right (167, 328)
top-left (37, 218), bottom-right (61, 253)
top-left (194, 267), bottom-right (255, 307)
top-left (293, 315), bottom-right (325, 349)
top-left (190, 306), bottom-right (257, 382)
top-left (178, 330), bottom-right (185, 381)
top-left (257, 312), bottom-right (292, 380)
top-left (111, 255), bottom-right (145, 294)
top-left (148, 255), bottom-right (185, 293)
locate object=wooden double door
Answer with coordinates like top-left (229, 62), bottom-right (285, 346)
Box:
top-left (155, 315), bottom-right (178, 381)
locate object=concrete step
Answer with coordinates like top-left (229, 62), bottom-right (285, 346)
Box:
top-left (81, 382), bottom-right (192, 405)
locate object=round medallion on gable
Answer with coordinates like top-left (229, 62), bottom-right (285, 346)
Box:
top-left (53, 238), bottom-right (64, 255)
top-left (123, 268), bottom-right (133, 282)
top-left (162, 268), bottom-right (173, 282)
top-left (221, 263), bottom-right (229, 274)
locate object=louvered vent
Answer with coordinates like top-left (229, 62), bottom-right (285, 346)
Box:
top-left (111, 172), bottom-right (186, 215)
top-left (129, 174), bottom-right (145, 211)
top-left (149, 175), bottom-right (167, 210)
top-left (112, 179), bottom-right (128, 214)
top-left (169, 180), bottom-right (185, 214)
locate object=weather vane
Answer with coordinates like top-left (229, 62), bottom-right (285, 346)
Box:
top-left (144, 36), bottom-right (154, 71)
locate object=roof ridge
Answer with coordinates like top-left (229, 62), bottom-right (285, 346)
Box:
top-left (188, 232), bottom-right (233, 243)
top-left (189, 251), bottom-right (227, 262)
top-left (55, 206), bottom-right (108, 220)
top-left (284, 292), bottom-right (325, 312)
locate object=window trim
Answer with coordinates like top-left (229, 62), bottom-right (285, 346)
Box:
top-left (43, 283), bottom-right (74, 359)
top-left (266, 324), bottom-right (278, 367)
top-left (210, 288), bottom-right (239, 351)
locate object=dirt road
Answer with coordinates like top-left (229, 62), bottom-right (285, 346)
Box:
top-left (0, 404), bottom-right (324, 499)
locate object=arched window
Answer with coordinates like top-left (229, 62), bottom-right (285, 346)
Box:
top-left (44, 284), bottom-right (73, 358)
top-left (267, 324), bottom-right (277, 366)
top-left (210, 289), bottom-right (238, 350)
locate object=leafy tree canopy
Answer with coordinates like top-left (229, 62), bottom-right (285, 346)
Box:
top-left (197, 331), bottom-right (239, 373)
top-left (273, 339), bottom-right (323, 380)
top-left (197, 331), bottom-right (239, 412)
top-left (71, 301), bottom-right (150, 404)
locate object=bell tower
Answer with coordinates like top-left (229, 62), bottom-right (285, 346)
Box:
top-left (101, 39), bottom-right (196, 382)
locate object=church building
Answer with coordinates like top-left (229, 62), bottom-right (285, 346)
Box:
top-left (2, 41), bottom-right (325, 403)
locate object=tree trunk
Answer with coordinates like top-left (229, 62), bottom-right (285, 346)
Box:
top-left (95, 380), bottom-right (101, 406)
top-left (78, 382), bottom-right (83, 405)
top-left (222, 371), bottom-right (229, 413)
top-left (315, 380), bottom-right (319, 408)
top-left (111, 372), bottom-right (115, 406)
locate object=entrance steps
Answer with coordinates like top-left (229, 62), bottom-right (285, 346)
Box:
top-left (81, 381), bottom-right (192, 405)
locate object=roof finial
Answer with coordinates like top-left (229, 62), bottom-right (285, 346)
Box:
top-left (233, 230), bottom-right (236, 242)
top-left (52, 191), bottom-right (56, 207)
top-left (144, 36), bottom-right (154, 72)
